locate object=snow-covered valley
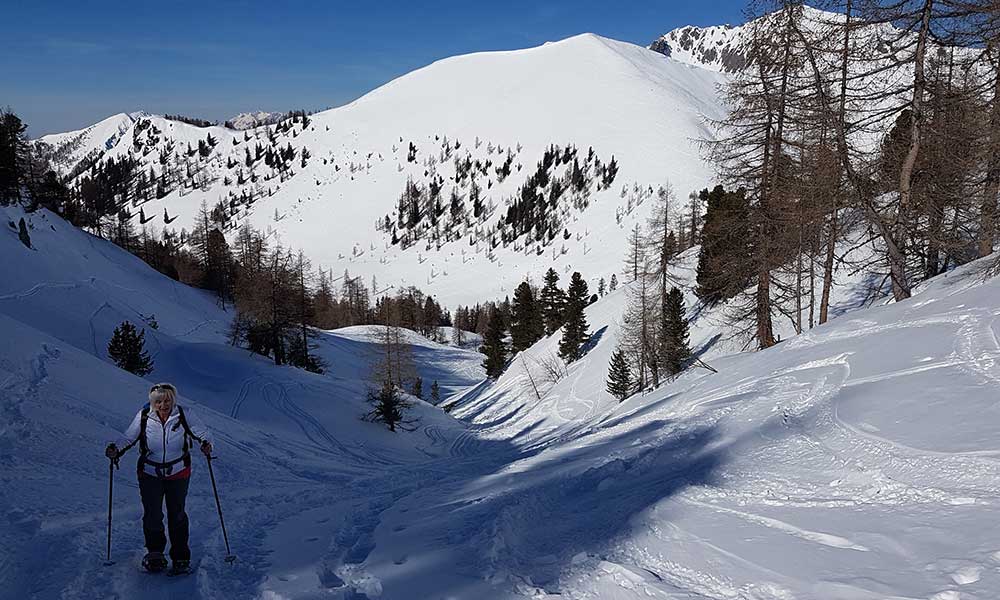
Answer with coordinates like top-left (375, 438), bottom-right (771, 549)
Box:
top-left (4, 188), bottom-right (1000, 599)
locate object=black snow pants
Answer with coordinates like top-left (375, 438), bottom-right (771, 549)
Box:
top-left (138, 475), bottom-right (191, 561)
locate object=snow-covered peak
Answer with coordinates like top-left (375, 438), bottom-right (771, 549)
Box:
top-left (34, 113), bottom-right (136, 177)
top-left (649, 6), bottom-right (844, 72)
top-left (36, 112), bottom-right (134, 147)
top-left (227, 110), bottom-right (285, 130)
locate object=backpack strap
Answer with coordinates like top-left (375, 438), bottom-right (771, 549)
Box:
top-left (176, 405), bottom-right (203, 469)
top-left (138, 405), bottom-right (150, 458)
top-left (176, 405), bottom-right (204, 445)
top-left (116, 404), bottom-right (150, 457)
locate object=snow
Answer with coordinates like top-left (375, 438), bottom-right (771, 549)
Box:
top-left (227, 111), bottom-right (285, 130)
top-left (0, 205), bottom-right (484, 598)
top-left (4, 201), bottom-right (1000, 599)
top-left (36, 113), bottom-right (136, 178)
top-left (35, 33), bottom-right (728, 308)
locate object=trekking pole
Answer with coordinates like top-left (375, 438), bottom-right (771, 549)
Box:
top-left (103, 455), bottom-right (117, 566)
top-left (205, 455), bottom-right (236, 563)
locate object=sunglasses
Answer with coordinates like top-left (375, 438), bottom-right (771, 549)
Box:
top-left (150, 384), bottom-right (177, 393)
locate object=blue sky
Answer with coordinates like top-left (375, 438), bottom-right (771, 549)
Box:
top-left (5, 1), bottom-right (747, 137)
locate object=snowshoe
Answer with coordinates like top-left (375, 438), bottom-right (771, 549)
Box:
top-left (167, 560), bottom-right (192, 577)
top-left (142, 552), bottom-right (168, 573)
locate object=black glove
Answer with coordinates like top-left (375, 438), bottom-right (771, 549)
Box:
top-left (201, 441), bottom-right (213, 457)
top-left (105, 443), bottom-right (118, 459)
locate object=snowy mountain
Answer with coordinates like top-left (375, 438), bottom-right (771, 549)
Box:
top-left (649, 21), bottom-right (747, 72)
top-left (9, 7), bottom-right (1000, 599)
top-left (649, 5), bottom-right (971, 80)
top-left (648, 6), bottom-right (849, 73)
top-left (35, 112), bottom-right (137, 179)
top-left (34, 33), bottom-right (728, 307)
top-left (226, 111), bottom-right (285, 130)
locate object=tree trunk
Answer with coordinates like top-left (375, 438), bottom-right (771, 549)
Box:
top-left (981, 44), bottom-right (1000, 258)
top-left (808, 247), bottom-right (815, 329)
top-left (795, 227), bottom-right (803, 335)
top-left (756, 268), bottom-right (776, 348)
top-left (925, 199), bottom-right (943, 278)
top-left (891, 0), bottom-right (934, 300)
top-left (754, 5), bottom-right (795, 349)
top-left (819, 206), bottom-right (838, 325)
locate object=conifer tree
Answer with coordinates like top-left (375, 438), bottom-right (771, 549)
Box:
top-left (609, 274), bottom-right (618, 292)
top-left (107, 321), bottom-right (154, 376)
top-left (695, 185), bottom-right (752, 304)
top-left (367, 380), bottom-right (407, 432)
top-left (558, 272), bottom-right (590, 362)
top-left (411, 376), bottom-right (423, 400)
top-left (606, 348), bottom-right (632, 401)
top-left (511, 281), bottom-right (543, 352)
top-left (624, 222), bottom-right (645, 283)
top-left (539, 267), bottom-right (565, 335)
top-left (662, 287), bottom-right (691, 376)
top-left (0, 109), bottom-right (28, 206)
top-left (480, 308), bottom-right (507, 378)
top-left (430, 380), bottom-right (441, 404)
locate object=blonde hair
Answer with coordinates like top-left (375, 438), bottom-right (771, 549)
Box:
top-left (149, 382), bottom-right (177, 406)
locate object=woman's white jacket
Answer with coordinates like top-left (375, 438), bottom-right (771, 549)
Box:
top-left (116, 404), bottom-right (212, 477)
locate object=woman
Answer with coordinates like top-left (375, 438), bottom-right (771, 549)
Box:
top-left (105, 382), bottom-right (213, 574)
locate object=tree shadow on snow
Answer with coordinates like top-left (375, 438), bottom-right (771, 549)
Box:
top-left (580, 325), bottom-right (608, 358)
top-left (381, 409), bottom-right (806, 598)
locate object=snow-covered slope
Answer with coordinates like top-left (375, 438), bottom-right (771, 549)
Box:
top-left (37, 33), bottom-right (727, 307)
top-left (0, 205), bottom-right (486, 598)
top-left (435, 251), bottom-right (1000, 599)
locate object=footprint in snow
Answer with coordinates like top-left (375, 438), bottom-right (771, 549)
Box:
top-left (392, 524), bottom-right (406, 532)
top-left (393, 555), bottom-right (407, 565)
top-left (950, 565), bottom-right (981, 585)
top-left (305, 537), bottom-right (319, 542)
top-left (930, 592), bottom-right (960, 600)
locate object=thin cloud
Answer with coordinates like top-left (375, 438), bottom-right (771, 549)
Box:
top-left (42, 38), bottom-right (110, 54)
